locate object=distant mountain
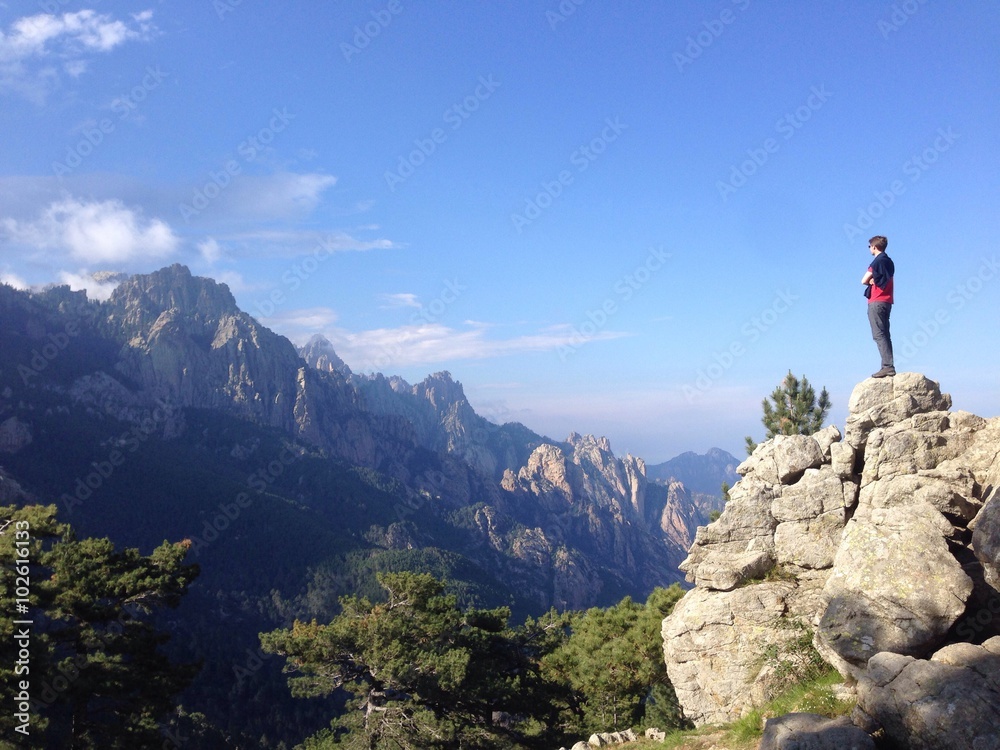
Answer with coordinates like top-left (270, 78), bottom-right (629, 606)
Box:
top-left (647, 448), bottom-right (740, 494)
top-left (646, 448), bottom-right (740, 521)
top-left (0, 265), bottom-right (707, 746)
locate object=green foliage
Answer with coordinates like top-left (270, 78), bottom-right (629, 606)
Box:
top-left (745, 371), bottom-right (831, 455)
top-left (726, 668), bottom-right (851, 744)
top-left (542, 585), bottom-right (687, 735)
top-left (261, 572), bottom-right (567, 749)
top-left (0, 504), bottom-right (199, 748)
top-left (710, 482), bottom-right (731, 522)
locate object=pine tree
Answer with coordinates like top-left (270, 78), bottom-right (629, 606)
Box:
top-left (261, 571), bottom-right (567, 749)
top-left (0, 504), bottom-right (200, 749)
top-left (541, 585), bottom-right (686, 735)
top-left (745, 371), bottom-right (831, 455)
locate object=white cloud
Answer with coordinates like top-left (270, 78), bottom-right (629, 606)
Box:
top-left (56, 269), bottom-right (120, 301)
top-left (0, 9), bottom-right (156, 102)
top-left (0, 271), bottom-right (28, 289)
top-left (2, 196), bottom-right (179, 264)
top-left (198, 238), bottom-right (224, 264)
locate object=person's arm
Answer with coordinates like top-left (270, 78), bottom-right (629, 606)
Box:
top-left (861, 269), bottom-right (873, 286)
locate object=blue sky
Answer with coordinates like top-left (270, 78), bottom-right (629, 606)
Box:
top-left (2, 1), bottom-right (999, 463)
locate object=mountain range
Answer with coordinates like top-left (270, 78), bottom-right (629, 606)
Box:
top-left (0, 264), bottom-right (736, 745)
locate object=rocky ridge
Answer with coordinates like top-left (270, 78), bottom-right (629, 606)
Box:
top-left (2, 267), bottom-right (706, 611)
top-left (662, 372), bottom-right (1000, 749)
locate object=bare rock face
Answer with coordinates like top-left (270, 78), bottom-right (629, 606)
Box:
top-left (104, 265), bottom-right (303, 430)
top-left (678, 474), bottom-right (780, 591)
top-left (815, 503), bottom-right (973, 678)
top-left (812, 380), bottom-right (986, 680)
top-left (973, 495), bottom-right (1000, 591)
top-left (844, 372), bottom-right (952, 450)
top-left (663, 372), bottom-right (997, 730)
top-left (662, 578), bottom-right (827, 725)
top-left (100, 265), bottom-right (404, 468)
top-left (855, 639), bottom-right (1000, 750)
top-left (299, 334), bottom-right (352, 376)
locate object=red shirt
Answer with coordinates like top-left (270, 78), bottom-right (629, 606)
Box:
top-left (868, 253), bottom-right (894, 304)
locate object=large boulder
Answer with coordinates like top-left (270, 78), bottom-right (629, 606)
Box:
top-left (664, 373), bottom-right (995, 727)
top-left (738, 434), bottom-right (825, 485)
top-left (855, 639), bottom-right (1000, 750)
top-left (662, 578), bottom-right (827, 725)
top-left (858, 466), bottom-right (982, 525)
top-left (815, 504), bottom-right (973, 679)
top-left (758, 713), bottom-right (874, 750)
top-left (844, 372), bottom-right (952, 450)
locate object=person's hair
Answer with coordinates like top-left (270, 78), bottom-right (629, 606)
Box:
top-left (869, 235), bottom-right (888, 252)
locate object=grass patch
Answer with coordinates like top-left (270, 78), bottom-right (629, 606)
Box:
top-left (648, 667), bottom-right (854, 750)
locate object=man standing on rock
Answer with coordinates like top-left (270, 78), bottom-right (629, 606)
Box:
top-left (862, 235), bottom-right (895, 378)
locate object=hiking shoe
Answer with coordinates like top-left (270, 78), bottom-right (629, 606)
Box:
top-left (872, 367), bottom-right (896, 378)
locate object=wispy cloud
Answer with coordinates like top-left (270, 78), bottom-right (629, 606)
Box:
top-left (378, 293), bottom-right (421, 309)
top-left (260, 309), bottom-right (629, 371)
top-left (0, 10), bottom-right (156, 103)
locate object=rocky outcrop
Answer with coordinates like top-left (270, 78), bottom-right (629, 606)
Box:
top-left (663, 372), bottom-right (1000, 729)
top-left (855, 639), bottom-right (1000, 750)
top-left (501, 433), bottom-right (685, 608)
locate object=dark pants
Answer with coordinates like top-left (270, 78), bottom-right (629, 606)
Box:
top-left (868, 302), bottom-right (893, 368)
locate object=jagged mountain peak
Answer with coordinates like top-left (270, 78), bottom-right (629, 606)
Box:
top-left (565, 432), bottom-right (615, 455)
top-left (105, 263), bottom-right (239, 330)
top-left (299, 334), bottom-right (352, 376)
top-left (413, 370), bottom-right (468, 412)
